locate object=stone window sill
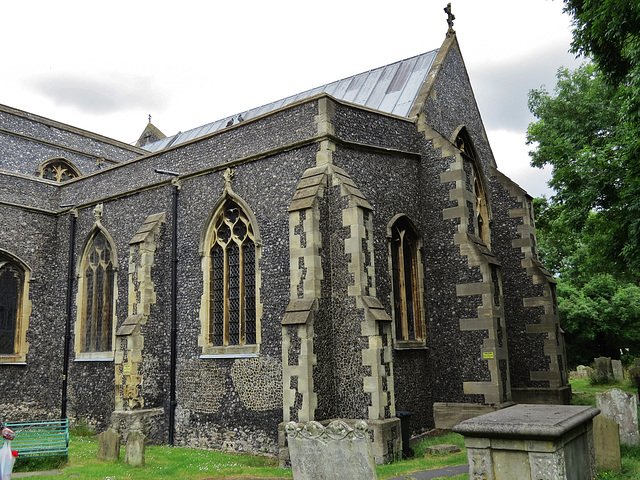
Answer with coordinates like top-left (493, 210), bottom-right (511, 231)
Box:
top-left (0, 358), bottom-right (27, 365)
top-left (394, 340), bottom-right (428, 350)
top-left (75, 352), bottom-right (114, 362)
top-left (200, 344), bottom-right (259, 358)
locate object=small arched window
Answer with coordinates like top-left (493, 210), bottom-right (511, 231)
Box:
top-left (389, 216), bottom-right (425, 344)
top-left (39, 158), bottom-right (80, 182)
top-left (76, 229), bottom-right (116, 357)
top-left (0, 251), bottom-right (31, 363)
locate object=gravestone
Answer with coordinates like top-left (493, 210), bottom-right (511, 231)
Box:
top-left (285, 420), bottom-right (376, 480)
top-left (629, 366), bottom-right (640, 387)
top-left (593, 415), bottom-right (621, 472)
top-left (635, 358), bottom-right (640, 368)
top-left (596, 388), bottom-right (639, 446)
top-left (612, 359), bottom-right (624, 381)
top-left (97, 427), bottom-right (121, 462)
top-left (125, 429), bottom-right (146, 466)
top-left (575, 365), bottom-right (592, 379)
top-left (594, 357), bottom-right (613, 382)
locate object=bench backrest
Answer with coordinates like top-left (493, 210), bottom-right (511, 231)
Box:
top-left (4, 419), bottom-right (69, 457)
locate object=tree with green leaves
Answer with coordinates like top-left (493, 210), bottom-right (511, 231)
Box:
top-left (526, 2), bottom-right (640, 365)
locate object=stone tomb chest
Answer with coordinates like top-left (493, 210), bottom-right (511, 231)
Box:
top-left (453, 404), bottom-right (600, 480)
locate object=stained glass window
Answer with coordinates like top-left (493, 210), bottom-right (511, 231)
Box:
top-left (208, 199), bottom-right (256, 347)
top-left (81, 231), bottom-right (114, 352)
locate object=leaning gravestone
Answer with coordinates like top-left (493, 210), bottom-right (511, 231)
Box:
top-left (596, 388), bottom-right (639, 446)
top-left (97, 427), bottom-right (121, 462)
top-left (612, 359), bottom-right (624, 381)
top-left (593, 415), bottom-right (621, 472)
top-left (285, 420), bottom-right (376, 480)
top-left (594, 357), bottom-right (614, 382)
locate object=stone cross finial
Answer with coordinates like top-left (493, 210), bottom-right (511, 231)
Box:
top-left (445, 3), bottom-right (455, 36)
top-left (148, 114), bottom-right (152, 124)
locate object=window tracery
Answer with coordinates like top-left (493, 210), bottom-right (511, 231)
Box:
top-left (200, 192), bottom-right (261, 357)
top-left (76, 228), bottom-right (116, 358)
top-left (39, 158), bottom-right (80, 182)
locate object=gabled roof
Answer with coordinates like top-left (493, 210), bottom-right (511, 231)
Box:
top-left (142, 49), bottom-right (438, 153)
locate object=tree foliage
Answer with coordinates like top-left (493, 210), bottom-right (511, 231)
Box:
top-left (528, 65), bottom-right (639, 279)
top-left (526, 2), bottom-right (640, 365)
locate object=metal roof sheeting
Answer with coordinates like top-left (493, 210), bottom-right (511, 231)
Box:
top-left (142, 49), bottom-right (438, 153)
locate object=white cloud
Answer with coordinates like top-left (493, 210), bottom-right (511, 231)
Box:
top-left (488, 129), bottom-right (553, 198)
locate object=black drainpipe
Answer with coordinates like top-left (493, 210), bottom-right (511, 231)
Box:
top-left (169, 181), bottom-right (179, 446)
top-left (155, 170), bottom-right (179, 446)
top-left (61, 207), bottom-right (77, 419)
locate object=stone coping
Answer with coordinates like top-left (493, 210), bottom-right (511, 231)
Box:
top-left (453, 404), bottom-right (600, 439)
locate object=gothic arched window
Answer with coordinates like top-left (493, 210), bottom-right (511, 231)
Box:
top-left (389, 216), bottom-right (425, 345)
top-left (0, 252), bottom-right (30, 363)
top-left (39, 158), bottom-right (80, 182)
top-left (201, 197), bottom-right (260, 355)
top-left (455, 129), bottom-right (490, 246)
top-left (76, 229), bottom-right (116, 356)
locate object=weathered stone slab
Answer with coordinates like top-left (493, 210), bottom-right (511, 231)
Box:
top-left (125, 430), bottom-right (146, 467)
top-left (453, 404), bottom-right (600, 480)
top-left (596, 388), bottom-right (639, 446)
top-left (574, 365), bottom-right (591, 379)
top-left (593, 415), bottom-right (621, 472)
top-left (425, 444), bottom-right (461, 455)
top-left (285, 420), bottom-right (376, 480)
top-left (97, 427), bottom-right (120, 462)
top-left (594, 357), bottom-right (613, 382)
top-left (612, 359), bottom-right (624, 381)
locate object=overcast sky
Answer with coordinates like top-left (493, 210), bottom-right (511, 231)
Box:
top-left (1, 0), bottom-right (581, 197)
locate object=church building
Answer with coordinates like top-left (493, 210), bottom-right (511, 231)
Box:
top-left (0, 21), bottom-right (569, 462)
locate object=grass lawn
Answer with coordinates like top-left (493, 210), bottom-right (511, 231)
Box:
top-left (11, 431), bottom-right (468, 480)
top-left (10, 378), bottom-right (640, 480)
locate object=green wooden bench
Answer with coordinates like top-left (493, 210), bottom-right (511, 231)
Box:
top-left (3, 419), bottom-right (69, 458)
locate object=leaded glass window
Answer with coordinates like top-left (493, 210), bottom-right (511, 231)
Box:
top-left (0, 260), bottom-right (23, 355)
top-left (390, 217), bottom-right (424, 342)
top-left (209, 199), bottom-right (256, 346)
top-left (40, 159), bottom-right (79, 182)
top-left (81, 231), bottom-right (114, 352)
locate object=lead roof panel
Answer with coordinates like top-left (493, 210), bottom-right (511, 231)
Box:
top-left (142, 49), bottom-right (438, 153)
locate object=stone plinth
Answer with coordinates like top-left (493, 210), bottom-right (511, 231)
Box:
top-left (453, 404), bottom-right (600, 480)
top-left (111, 408), bottom-right (165, 445)
top-left (285, 420), bottom-right (376, 480)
